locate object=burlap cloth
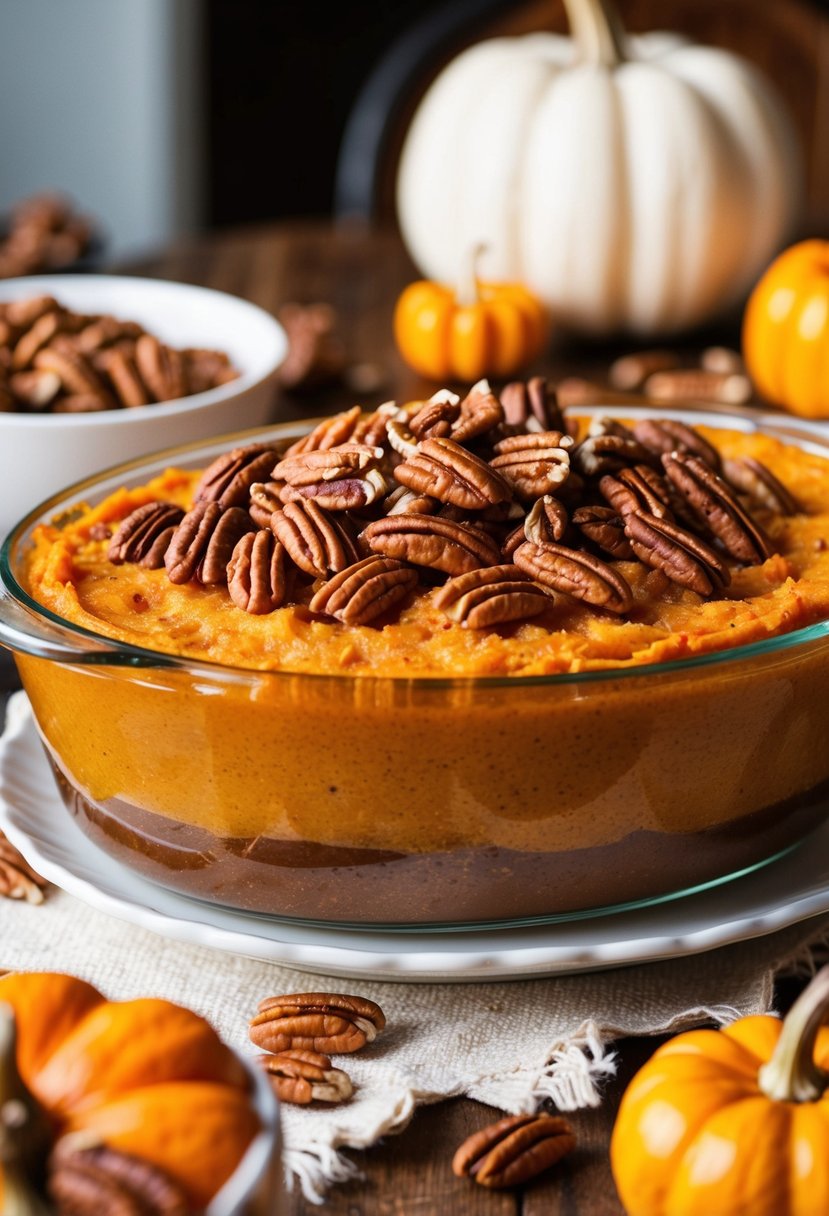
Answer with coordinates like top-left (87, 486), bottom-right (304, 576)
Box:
top-left (2, 695), bottom-right (829, 1201)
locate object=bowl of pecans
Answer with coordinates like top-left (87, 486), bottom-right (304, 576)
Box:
top-left (0, 274), bottom-right (288, 539)
top-left (3, 388), bottom-right (829, 928)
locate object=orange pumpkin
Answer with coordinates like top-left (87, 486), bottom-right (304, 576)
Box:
top-left (610, 964), bottom-right (829, 1215)
top-left (393, 243), bottom-right (549, 382)
top-left (0, 971), bottom-right (261, 1211)
top-left (743, 238), bottom-right (829, 418)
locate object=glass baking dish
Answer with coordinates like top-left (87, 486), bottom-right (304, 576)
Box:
top-left (2, 409), bottom-right (829, 930)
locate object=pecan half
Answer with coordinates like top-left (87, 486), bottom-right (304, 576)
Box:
top-left (107, 502), bottom-right (185, 568)
top-left (609, 349), bottom-right (681, 391)
top-left (227, 530), bottom-right (290, 614)
top-left (248, 480), bottom-right (283, 527)
top-left (409, 396), bottom-right (460, 440)
top-left (451, 379), bottom-right (504, 442)
top-left (250, 991), bottom-right (386, 1054)
top-left (386, 414), bottom-right (419, 458)
top-left (434, 564), bottom-right (551, 628)
top-left (362, 514), bottom-right (502, 575)
top-left (632, 417), bottom-right (721, 470)
top-left (283, 405), bottom-right (363, 456)
top-left (308, 556), bottom-right (418, 626)
top-left (500, 377), bottom-right (566, 432)
top-left (0, 830), bottom-right (47, 904)
top-left (383, 486), bottom-right (438, 516)
top-left (599, 465), bottom-right (674, 520)
top-left (723, 456), bottom-right (799, 516)
top-left (452, 1114), bottom-right (576, 1189)
top-left (571, 430), bottom-right (653, 478)
top-left (8, 368), bottom-right (61, 409)
top-left (394, 437), bottom-right (512, 509)
top-left (270, 498), bottom-right (361, 576)
top-left (256, 1050), bottom-right (353, 1105)
top-left (48, 1142), bottom-right (188, 1216)
top-left (164, 502), bottom-right (255, 585)
top-left (274, 442), bottom-right (387, 510)
top-left (571, 505), bottom-right (634, 560)
top-left (644, 368), bottom-right (752, 405)
top-left (100, 347), bottom-right (151, 408)
top-left (490, 432), bottom-right (572, 501)
top-left (11, 309), bottom-right (63, 368)
top-left (662, 452), bottom-right (774, 563)
top-left (513, 542), bottom-right (633, 614)
top-left (34, 344), bottom-right (112, 405)
top-left (134, 334), bottom-right (187, 402)
top-left (625, 511), bottom-right (730, 596)
top-left (524, 496), bottom-right (569, 545)
top-left (194, 443), bottom-right (279, 509)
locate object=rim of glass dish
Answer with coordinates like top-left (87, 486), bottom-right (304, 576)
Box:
top-left (3, 405), bottom-right (829, 690)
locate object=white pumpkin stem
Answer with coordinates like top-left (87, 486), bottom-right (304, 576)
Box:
top-left (562, 0), bottom-right (627, 66)
top-left (456, 243), bottom-right (488, 307)
top-left (0, 1005), bottom-right (54, 1216)
top-left (758, 965), bottom-right (829, 1103)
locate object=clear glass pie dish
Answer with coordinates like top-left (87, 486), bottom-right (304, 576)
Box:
top-left (1, 408), bottom-right (829, 930)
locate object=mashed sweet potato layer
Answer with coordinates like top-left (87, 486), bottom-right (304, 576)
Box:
top-left (21, 427), bottom-right (829, 678)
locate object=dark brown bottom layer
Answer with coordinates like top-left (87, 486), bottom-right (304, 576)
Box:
top-left (47, 755), bottom-right (829, 926)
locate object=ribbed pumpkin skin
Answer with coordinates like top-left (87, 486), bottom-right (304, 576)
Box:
top-left (743, 239), bottom-right (829, 419)
top-left (0, 971), bottom-right (259, 1210)
top-left (610, 1015), bottom-right (829, 1216)
top-left (397, 32), bottom-right (802, 337)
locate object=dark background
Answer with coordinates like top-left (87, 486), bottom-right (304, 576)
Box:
top-left (205, 0), bottom-right (447, 226)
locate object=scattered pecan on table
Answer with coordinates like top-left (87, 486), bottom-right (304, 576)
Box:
top-left (0, 830), bottom-right (47, 904)
top-left (452, 1113), bottom-right (577, 1189)
top-left (256, 1049), bottom-right (353, 1106)
top-left (249, 991), bottom-right (386, 1055)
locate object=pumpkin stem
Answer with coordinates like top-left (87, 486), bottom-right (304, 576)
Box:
top-left (758, 965), bottom-right (829, 1103)
top-left (456, 243), bottom-right (487, 307)
top-left (0, 1004), bottom-right (54, 1216)
top-left (562, 0), bottom-right (626, 67)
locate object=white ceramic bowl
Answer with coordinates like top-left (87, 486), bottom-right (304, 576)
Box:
top-left (210, 1051), bottom-right (285, 1216)
top-left (0, 274), bottom-right (288, 540)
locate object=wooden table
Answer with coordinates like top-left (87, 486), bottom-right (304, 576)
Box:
top-left (0, 219), bottom-right (805, 1214)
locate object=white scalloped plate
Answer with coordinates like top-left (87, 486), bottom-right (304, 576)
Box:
top-left (4, 692), bottom-right (829, 982)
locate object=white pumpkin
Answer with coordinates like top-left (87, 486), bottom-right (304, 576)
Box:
top-left (396, 0), bottom-right (804, 337)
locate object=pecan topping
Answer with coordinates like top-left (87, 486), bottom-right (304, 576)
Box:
top-left (362, 514), bottom-right (502, 576)
top-left (256, 1049), bottom-right (353, 1105)
top-left (351, 401), bottom-right (397, 447)
top-left (723, 456), bottom-right (799, 516)
top-left (451, 379), bottom-right (504, 442)
top-left (571, 430), bottom-right (653, 478)
top-left (452, 1114), bottom-right (576, 1189)
top-left (227, 530), bottom-right (290, 614)
top-left (0, 829), bottom-right (47, 904)
top-left (248, 480), bottom-right (284, 527)
top-left (521, 496), bottom-right (569, 545)
top-left (284, 405), bottom-right (363, 456)
top-left (632, 417), bottom-right (721, 469)
top-left (434, 565), bottom-right (551, 628)
top-left (383, 486), bottom-right (438, 516)
top-left (500, 377), bottom-right (566, 432)
top-left (490, 431), bottom-right (572, 501)
top-left (308, 556), bottom-right (418, 625)
top-left (250, 991), bottom-right (386, 1054)
top-left (394, 437), bottom-right (512, 509)
top-left (164, 502), bottom-right (255, 585)
top-left (48, 1142), bottom-right (188, 1216)
top-left (409, 396), bottom-right (460, 440)
top-left (270, 499), bottom-right (361, 576)
top-left (386, 415), bottom-right (420, 458)
top-left (274, 442), bottom-right (387, 510)
top-left (194, 443), bottom-right (279, 509)
top-left (625, 511), bottom-right (730, 596)
top-left (107, 502), bottom-right (185, 568)
top-left (662, 451), bottom-right (774, 563)
top-left (571, 505), bottom-right (634, 560)
top-left (513, 542), bottom-right (633, 614)
top-left (599, 465), bottom-right (674, 520)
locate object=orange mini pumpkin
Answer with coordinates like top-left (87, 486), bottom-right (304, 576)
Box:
top-left (610, 964), bottom-right (829, 1216)
top-left (393, 244), bottom-right (549, 382)
top-left (743, 238), bottom-right (829, 418)
top-left (0, 971), bottom-right (261, 1212)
